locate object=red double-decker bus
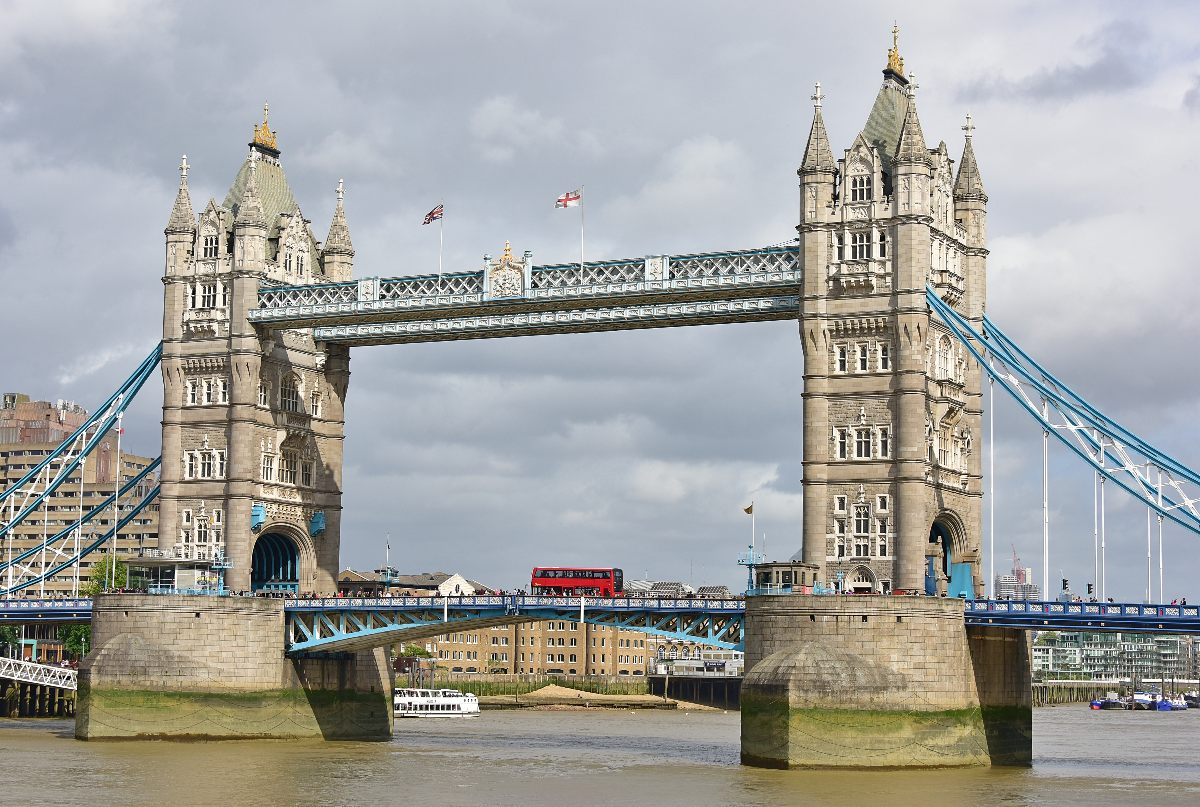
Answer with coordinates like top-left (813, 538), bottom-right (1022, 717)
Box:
top-left (530, 567), bottom-right (624, 597)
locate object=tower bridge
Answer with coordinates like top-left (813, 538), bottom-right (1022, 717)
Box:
top-left (3, 39), bottom-right (1197, 767)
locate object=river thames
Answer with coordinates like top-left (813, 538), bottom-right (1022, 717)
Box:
top-left (2, 708), bottom-right (1198, 806)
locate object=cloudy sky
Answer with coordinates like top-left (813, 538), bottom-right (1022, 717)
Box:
top-left (3, 0), bottom-right (1200, 598)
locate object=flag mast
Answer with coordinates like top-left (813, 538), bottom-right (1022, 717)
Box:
top-left (438, 200), bottom-right (444, 278)
top-left (579, 185), bottom-right (586, 281)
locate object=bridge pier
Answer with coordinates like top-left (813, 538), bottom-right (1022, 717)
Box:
top-left (740, 595), bottom-right (1031, 768)
top-left (76, 595), bottom-right (392, 740)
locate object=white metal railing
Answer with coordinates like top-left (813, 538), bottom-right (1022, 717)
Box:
top-left (0, 656), bottom-right (77, 690)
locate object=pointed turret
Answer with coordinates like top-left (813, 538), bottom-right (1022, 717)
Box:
top-left (321, 179), bottom-right (355, 281)
top-left (165, 154), bottom-right (196, 234)
top-left (235, 159), bottom-right (266, 227)
top-left (800, 83), bottom-right (836, 174)
top-left (894, 77), bottom-right (930, 165)
top-left (954, 112), bottom-right (987, 201)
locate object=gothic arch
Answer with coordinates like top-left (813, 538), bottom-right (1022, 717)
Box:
top-left (251, 521), bottom-right (316, 593)
top-left (927, 510), bottom-right (974, 598)
top-left (848, 564), bottom-right (877, 593)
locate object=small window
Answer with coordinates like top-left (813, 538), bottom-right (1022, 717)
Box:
top-left (878, 427), bottom-right (891, 458)
top-left (182, 509), bottom-right (192, 525)
top-left (199, 452), bottom-right (213, 478)
top-left (879, 343), bottom-right (890, 371)
top-left (203, 380), bottom-right (214, 405)
top-left (876, 494), bottom-right (889, 511)
top-left (835, 234), bottom-right (844, 261)
top-left (837, 429), bottom-right (849, 460)
top-left (187, 381), bottom-right (198, 406)
top-left (854, 505), bottom-right (870, 535)
top-left (257, 382), bottom-right (269, 408)
top-left (219, 378), bottom-right (229, 404)
top-left (836, 345), bottom-right (848, 373)
top-left (309, 391), bottom-right (321, 419)
top-left (857, 344), bottom-right (869, 372)
top-left (834, 495), bottom-right (847, 512)
top-left (851, 231), bottom-right (871, 260)
top-left (202, 234), bottom-right (219, 259)
top-left (200, 283), bottom-right (217, 309)
top-left (261, 453), bottom-right (275, 482)
top-left (878, 231), bottom-right (888, 259)
top-left (301, 461), bottom-right (314, 487)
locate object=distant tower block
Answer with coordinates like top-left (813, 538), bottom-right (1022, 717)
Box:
top-left (159, 106), bottom-right (353, 595)
top-left (797, 32), bottom-right (987, 598)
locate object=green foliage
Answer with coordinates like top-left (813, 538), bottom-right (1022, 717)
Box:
top-left (82, 554), bottom-right (128, 596)
top-left (57, 625), bottom-right (91, 658)
top-left (0, 626), bottom-right (18, 649)
top-left (401, 644), bottom-right (432, 658)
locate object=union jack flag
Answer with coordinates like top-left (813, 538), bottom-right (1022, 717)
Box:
top-left (422, 204), bottom-right (444, 225)
top-left (555, 189), bottom-right (582, 208)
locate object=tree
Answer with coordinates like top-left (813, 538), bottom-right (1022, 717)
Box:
top-left (82, 554), bottom-right (128, 596)
top-left (57, 625), bottom-right (91, 659)
top-left (401, 644), bottom-right (432, 658)
top-left (0, 626), bottom-right (18, 655)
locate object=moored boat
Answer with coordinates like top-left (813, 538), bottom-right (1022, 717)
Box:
top-left (393, 687), bottom-right (480, 717)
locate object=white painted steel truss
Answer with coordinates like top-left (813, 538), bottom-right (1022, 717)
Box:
top-left (0, 656), bottom-right (77, 691)
top-left (249, 245), bottom-right (801, 341)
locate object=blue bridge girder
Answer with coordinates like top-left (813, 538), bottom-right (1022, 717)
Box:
top-left (963, 599), bottom-right (1200, 633)
top-left (246, 245), bottom-right (802, 344)
top-left (282, 595), bottom-right (748, 655)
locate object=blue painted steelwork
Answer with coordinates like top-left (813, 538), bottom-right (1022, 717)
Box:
top-left (0, 599), bottom-right (92, 623)
top-left (964, 599), bottom-right (1200, 633)
top-left (928, 288), bottom-right (1200, 537)
top-left (309, 511), bottom-right (326, 537)
top-left (250, 503), bottom-right (266, 531)
top-left (251, 532), bottom-right (299, 593)
top-left (282, 596), bottom-right (747, 655)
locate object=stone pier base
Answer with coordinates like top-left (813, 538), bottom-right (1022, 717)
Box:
top-left (740, 595), bottom-right (1031, 768)
top-left (76, 594), bottom-right (392, 741)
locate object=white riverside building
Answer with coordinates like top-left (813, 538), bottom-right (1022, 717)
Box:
top-left (1032, 632), bottom-right (1199, 683)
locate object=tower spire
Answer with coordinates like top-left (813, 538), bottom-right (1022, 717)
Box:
top-left (955, 112), bottom-right (987, 200)
top-left (165, 154), bottom-right (195, 234)
top-left (324, 178), bottom-right (354, 256)
top-left (235, 157), bottom-right (266, 226)
top-left (894, 76), bottom-right (929, 165)
top-left (800, 81), bottom-right (836, 173)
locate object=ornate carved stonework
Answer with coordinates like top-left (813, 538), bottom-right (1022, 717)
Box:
top-left (487, 241), bottom-right (527, 299)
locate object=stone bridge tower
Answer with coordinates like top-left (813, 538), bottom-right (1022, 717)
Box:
top-left (798, 40), bottom-right (987, 596)
top-left (159, 108), bottom-right (352, 594)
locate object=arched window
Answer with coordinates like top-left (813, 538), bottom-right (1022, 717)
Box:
top-left (281, 376), bottom-right (301, 413)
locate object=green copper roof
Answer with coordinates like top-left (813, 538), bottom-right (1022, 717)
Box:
top-left (861, 77), bottom-right (910, 173)
top-left (221, 152), bottom-right (301, 240)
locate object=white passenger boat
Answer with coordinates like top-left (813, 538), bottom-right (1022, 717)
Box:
top-left (393, 688), bottom-right (480, 717)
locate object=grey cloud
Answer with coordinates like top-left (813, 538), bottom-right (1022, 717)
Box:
top-left (957, 20), bottom-right (1153, 103)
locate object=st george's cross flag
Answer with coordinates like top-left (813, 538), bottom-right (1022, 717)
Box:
top-left (555, 189), bottom-right (582, 208)
top-left (422, 203), bottom-right (444, 225)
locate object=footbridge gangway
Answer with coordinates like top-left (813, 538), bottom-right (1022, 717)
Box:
top-left (0, 656), bottom-right (77, 691)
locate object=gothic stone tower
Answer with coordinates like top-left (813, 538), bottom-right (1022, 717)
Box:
top-left (159, 108), bottom-right (354, 594)
top-left (798, 41), bottom-right (987, 596)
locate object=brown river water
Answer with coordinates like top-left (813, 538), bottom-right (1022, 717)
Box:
top-left (2, 708), bottom-right (1198, 807)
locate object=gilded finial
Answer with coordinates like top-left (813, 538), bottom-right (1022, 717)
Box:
top-left (962, 111), bottom-right (975, 139)
top-left (179, 154), bottom-right (189, 186)
top-left (887, 23), bottom-right (905, 76)
top-left (502, 240), bottom-right (513, 260)
top-left (252, 102), bottom-right (278, 151)
top-left (811, 81), bottom-right (824, 108)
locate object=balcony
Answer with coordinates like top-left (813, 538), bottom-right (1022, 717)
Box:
top-left (828, 259), bottom-right (892, 295)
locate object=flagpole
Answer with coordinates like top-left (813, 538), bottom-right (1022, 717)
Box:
top-left (438, 201), bottom-right (444, 279)
top-left (579, 185), bottom-right (585, 282)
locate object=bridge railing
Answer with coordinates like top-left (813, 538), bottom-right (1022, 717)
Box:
top-left (965, 599), bottom-right (1200, 620)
